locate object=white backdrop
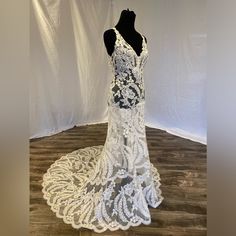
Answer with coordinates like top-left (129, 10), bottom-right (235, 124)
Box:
top-left (30, 0), bottom-right (206, 144)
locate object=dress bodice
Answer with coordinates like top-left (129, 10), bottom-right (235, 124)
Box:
top-left (108, 27), bottom-right (149, 109)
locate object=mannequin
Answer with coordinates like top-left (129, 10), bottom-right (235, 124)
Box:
top-left (103, 9), bottom-right (147, 57)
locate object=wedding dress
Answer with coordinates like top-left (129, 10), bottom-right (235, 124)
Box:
top-left (42, 27), bottom-right (163, 233)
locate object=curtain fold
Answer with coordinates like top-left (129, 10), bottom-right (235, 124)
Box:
top-left (30, 0), bottom-right (112, 138)
top-left (30, 0), bottom-right (206, 144)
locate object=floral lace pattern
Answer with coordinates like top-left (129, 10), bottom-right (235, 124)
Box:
top-left (42, 27), bottom-right (163, 233)
top-left (108, 27), bottom-right (148, 109)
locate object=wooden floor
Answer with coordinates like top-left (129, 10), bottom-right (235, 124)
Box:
top-left (30, 123), bottom-right (207, 236)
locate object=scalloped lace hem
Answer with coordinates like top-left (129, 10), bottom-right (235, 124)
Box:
top-left (42, 189), bottom-right (163, 233)
top-left (42, 188), bottom-right (163, 233)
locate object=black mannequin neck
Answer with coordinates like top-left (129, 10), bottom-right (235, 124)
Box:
top-left (103, 9), bottom-right (145, 57)
top-left (115, 9), bottom-right (136, 32)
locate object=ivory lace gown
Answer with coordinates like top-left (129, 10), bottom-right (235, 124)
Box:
top-left (42, 27), bottom-right (163, 233)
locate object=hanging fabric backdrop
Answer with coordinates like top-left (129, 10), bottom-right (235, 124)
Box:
top-left (30, 0), bottom-right (206, 144)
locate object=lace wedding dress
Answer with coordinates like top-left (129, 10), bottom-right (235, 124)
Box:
top-left (42, 27), bottom-right (163, 233)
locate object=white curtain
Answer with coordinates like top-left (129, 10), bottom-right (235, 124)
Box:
top-left (30, 0), bottom-right (113, 138)
top-left (30, 0), bottom-right (206, 144)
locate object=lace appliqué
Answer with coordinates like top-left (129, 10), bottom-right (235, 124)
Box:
top-left (107, 27), bottom-right (148, 109)
top-left (42, 27), bottom-right (163, 233)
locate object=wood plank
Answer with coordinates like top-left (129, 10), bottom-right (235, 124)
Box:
top-left (30, 124), bottom-right (206, 235)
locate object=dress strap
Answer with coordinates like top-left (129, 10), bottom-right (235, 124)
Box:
top-left (141, 34), bottom-right (147, 50)
top-left (113, 27), bottom-right (119, 36)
